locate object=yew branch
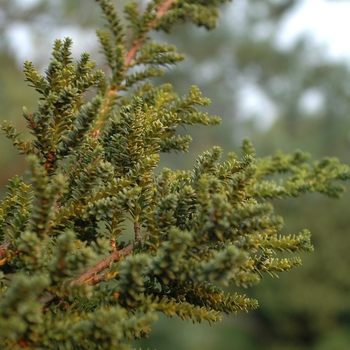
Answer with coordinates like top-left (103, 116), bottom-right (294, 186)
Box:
top-left (95, 0), bottom-right (175, 132)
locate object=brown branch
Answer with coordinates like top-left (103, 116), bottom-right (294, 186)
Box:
top-left (156, 0), bottom-right (175, 18)
top-left (0, 241), bottom-right (12, 260)
top-left (134, 221), bottom-right (141, 242)
top-left (0, 241), bottom-right (16, 266)
top-left (124, 0), bottom-right (175, 70)
top-left (38, 239), bottom-right (144, 309)
top-left (72, 227), bottom-right (148, 286)
top-left (85, 271), bottom-right (108, 286)
top-left (70, 238), bottom-right (144, 285)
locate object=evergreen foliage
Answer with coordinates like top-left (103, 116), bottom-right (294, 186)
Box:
top-left (0, 0), bottom-right (349, 348)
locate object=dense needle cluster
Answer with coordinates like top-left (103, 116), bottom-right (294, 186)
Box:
top-left (0, 0), bottom-right (349, 349)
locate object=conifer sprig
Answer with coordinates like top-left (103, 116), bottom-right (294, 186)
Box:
top-left (0, 0), bottom-right (349, 349)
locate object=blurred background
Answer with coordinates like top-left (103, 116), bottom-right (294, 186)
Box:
top-left (2, 0), bottom-right (350, 349)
